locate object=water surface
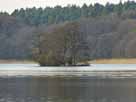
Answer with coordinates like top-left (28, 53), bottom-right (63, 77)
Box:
top-left (0, 64), bottom-right (136, 102)
top-left (0, 77), bottom-right (136, 102)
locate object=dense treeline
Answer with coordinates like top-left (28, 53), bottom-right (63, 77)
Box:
top-left (11, 1), bottom-right (136, 26)
top-left (1, 1), bottom-right (136, 65)
top-left (0, 13), bottom-right (36, 59)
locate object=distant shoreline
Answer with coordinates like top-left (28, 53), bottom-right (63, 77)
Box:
top-left (90, 58), bottom-right (136, 64)
top-left (0, 59), bottom-right (36, 64)
top-left (1, 58), bottom-right (136, 64)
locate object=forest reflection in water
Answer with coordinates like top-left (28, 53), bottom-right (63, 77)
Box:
top-left (0, 76), bottom-right (135, 102)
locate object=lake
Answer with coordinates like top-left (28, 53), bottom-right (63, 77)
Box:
top-left (0, 64), bottom-right (136, 102)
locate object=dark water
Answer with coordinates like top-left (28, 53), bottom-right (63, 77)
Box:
top-left (0, 77), bottom-right (136, 102)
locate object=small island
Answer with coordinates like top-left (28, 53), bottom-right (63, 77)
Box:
top-left (32, 22), bottom-right (90, 66)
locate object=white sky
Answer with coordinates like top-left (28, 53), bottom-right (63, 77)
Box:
top-left (0, 0), bottom-right (134, 13)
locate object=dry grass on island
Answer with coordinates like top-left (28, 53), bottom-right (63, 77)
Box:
top-left (90, 58), bottom-right (136, 64)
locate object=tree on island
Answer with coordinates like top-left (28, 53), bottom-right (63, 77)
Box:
top-left (33, 21), bottom-right (90, 66)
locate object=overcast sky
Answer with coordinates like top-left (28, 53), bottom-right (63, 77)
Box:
top-left (0, 0), bottom-right (134, 13)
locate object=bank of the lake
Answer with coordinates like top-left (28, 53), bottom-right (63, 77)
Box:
top-left (90, 58), bottom-right (136, 64)
top-left (1, 58), bottom-right (136, 65)
top-left (0, 60), bottom-right (36, 64)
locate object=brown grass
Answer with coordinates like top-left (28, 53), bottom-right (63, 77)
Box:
top-left (89, 58), bottom-right (136, 64)
top-left (1, 58), bottom-right (136, 64)
top-left (0, 59), bottom-right (36, 64)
